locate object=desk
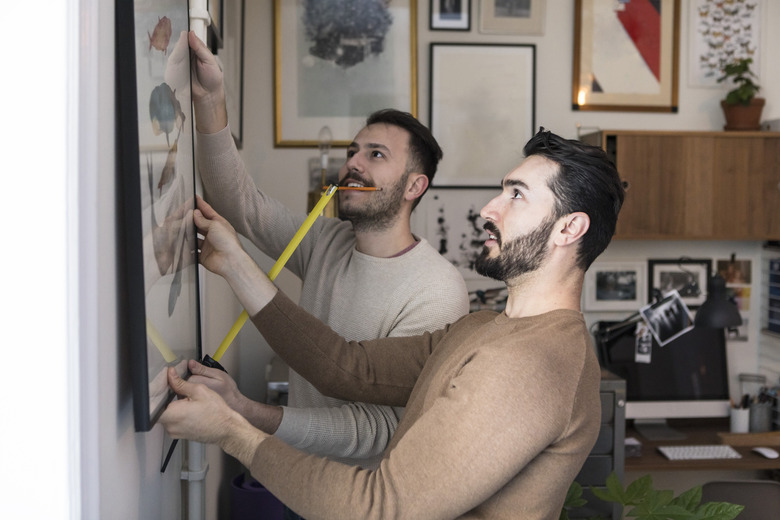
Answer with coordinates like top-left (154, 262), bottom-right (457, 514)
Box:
top-left (625, 418), bottom-right (780, 472)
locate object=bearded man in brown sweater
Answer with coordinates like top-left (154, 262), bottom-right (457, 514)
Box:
top-left (161, 128), bottom-right (625, 519)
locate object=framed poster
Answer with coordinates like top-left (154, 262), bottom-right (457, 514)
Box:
top-left (429, 43), bottom-right (535, 185)
top-left (430, 0), bottom-right (471, 31)
top-left (584, 261), bottom-right (646, 312)
top-left (479, 0), bottom-right (546, 35)
top-left (688, 0), bottom-right (762, 88)
top-left (274, 0), bottom-right (418, 147)
top-left (648, 258), bottom-right (711, 309)
top-left (572, 0), bottom-right (680, 112)
top-left (116, 0), bottom-right (202, 432)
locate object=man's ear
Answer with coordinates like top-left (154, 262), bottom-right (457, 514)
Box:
top-left (554, 212), bottom-right (590, 246)
top-left (405, 173), bottom-right (429, 202)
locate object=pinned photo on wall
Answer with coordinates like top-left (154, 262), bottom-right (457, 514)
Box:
top-left (634, 322), bottom-right (653, 364)
top-left (639, 290), bottom-right (694, 347)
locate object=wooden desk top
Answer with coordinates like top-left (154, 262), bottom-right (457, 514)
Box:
top-left (625, 419), bottom-right (780, 472)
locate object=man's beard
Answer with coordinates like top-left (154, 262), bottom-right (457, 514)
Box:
top-left (339, 172), bottom-right (408, 232)
top-left (474, 215), bottom-right (557, 282)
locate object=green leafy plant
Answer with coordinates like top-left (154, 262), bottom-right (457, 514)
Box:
top-left (560, 472), bottom-right (744, 520)
top-left (717, 58), bottom-right (761, 106)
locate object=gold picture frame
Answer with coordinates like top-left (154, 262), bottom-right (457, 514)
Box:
top-left (572, 0), bottom-right (680, 112)
top-left (274, 0), bottom-right (418, 147)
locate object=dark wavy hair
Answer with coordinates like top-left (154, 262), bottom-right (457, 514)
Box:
top-left (366, 109), bottom-right (443, 209)
top-left (523, 128), bottom-right (625, 270)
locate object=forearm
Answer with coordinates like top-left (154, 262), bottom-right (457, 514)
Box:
top-left (239, 399), bottom-right (284, 435)
top-left (221, 247), bottom-right (278, 316)
top-left (193, 89), bottom-right (228, 134)
top-left (219, 413), bottom-right (269, 469)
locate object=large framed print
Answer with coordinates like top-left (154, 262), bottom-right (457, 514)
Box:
top-left (584, 261), bottom-right (647, 312)
top-left (572, 0), bottom-right (680, 112)
top-left (429, 43), bottom-right (535, 185)
top-left (116, 0), bottom-right (202, 432)
top-left (648, 258), bottom-right (711, 309)
top-left (479, 0), bottom-right (546, 35)
top-left (274, 0), bottom-right (418, 147)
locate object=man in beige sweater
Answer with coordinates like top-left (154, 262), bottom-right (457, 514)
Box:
top-left (161, 128), bottom-right (625, 519)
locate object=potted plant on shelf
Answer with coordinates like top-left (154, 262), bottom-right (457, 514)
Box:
top-left (717, 57), bottom-right (764, 131)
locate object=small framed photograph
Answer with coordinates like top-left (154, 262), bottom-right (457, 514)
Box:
top-left (639, 290), bottom-right (694, 347)
top-left (430, 0), bottom-right (471, 31)
top-left (479, 0), bottom-right (545, 35)
top-left (584, 261), bottom-right (646, 311)
top-left (648, 258), bottom-right (711, 308)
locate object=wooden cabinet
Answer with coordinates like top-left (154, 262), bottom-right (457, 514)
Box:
top-left (581, 130), bottom-right (780, 240)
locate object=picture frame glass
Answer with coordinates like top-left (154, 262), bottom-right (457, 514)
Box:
top-left (429, 43), bottom-right (535, 185)
top-left (274, 0), bottom-right (417, 146)
top-left (573, 0), bottom-right (680, 111)
top-left (117, 0), bottom-right (202, 431)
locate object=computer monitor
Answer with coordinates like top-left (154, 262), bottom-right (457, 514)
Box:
top-left (596, 321), bottom-right (731, 440)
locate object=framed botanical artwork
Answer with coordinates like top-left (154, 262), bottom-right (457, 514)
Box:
top-left (217, 0), bottom-right (245, 147)
top-left (583, 261), bottom-right (647, 312)
top-left (274, 0), bottom-right (418, 147)
top-left (430, 0), bottom-right (471, 31)
top-left (479, 0), bottom-right (546, 35)
top-left (410, 186), bottom-right (499, 283)
top-left (688, 0), bottom-right (762, 88)
top-left (116, 0), bottom-right (203, 432)
top-left (429, 43), bottom-right (535, 185)
top-left (648, 258), bottom-right (711, 309)
top-left (572, 0), bottom-right (680, 112)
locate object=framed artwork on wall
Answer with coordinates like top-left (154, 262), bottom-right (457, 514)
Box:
top-left (688, 0), bottom-right (762, 88)
top-left (429, 42), bottom-right (535, 185)
top-left (572, 0), bottom-right (680, 112)
top-left (648, 258), bottom-right (711, 309)
top-left (115, 0), bottom-right (203, 432)
top-left (430, 0), bottom-right (471, 31)
top-left (479, 0), bottom-right (546, 35)
top-left (410, 186), bottom-right (499, 283)
top-left (274, 0), bottom-right (418, 147)
top-left (218, 0), bottom-right (245, 147)
top-left (583, 261), bottom-right (647, 312)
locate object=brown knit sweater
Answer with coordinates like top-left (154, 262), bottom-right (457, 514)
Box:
top-left (247, 291), bottom-right (601, 520)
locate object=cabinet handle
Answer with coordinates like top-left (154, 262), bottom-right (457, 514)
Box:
top-left (621, 180), bottom-right (630, 191)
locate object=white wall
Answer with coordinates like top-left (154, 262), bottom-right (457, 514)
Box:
top-left (10, 2), bottom-right (772, 520)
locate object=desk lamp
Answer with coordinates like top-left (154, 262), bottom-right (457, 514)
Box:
top-left (694, 274), bottom-right (743, 328)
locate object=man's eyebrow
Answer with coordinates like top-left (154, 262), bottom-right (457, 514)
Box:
top-left (503, 178), bottom-right (530, 191)
top-left (348, 142), bottom-right (392, 156)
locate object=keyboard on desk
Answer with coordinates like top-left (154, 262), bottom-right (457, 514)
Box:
top-left (657, 444), bottom-right (742, 461)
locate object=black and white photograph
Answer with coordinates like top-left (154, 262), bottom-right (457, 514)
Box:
top-left (639, 290), bottom-right (694, 346)
top-left (648, 258), bottom-right (711, 308)
top-left (583, 261), bottom-right (646, 311)
top-left (479, 0), bottom-right (546, 35)
top-left (430, 0), bottom-right (471, 30)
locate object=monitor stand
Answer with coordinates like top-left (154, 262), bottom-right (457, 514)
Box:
top-left (633, 419), bottom-right (687, 441)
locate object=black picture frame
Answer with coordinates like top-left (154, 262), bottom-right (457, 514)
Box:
top-left (430, 0), bottom-right (471, 31)
top-left (115, 0), bottom-right (203, 432)
top-left (648, 258), bottom-right (711, 309)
